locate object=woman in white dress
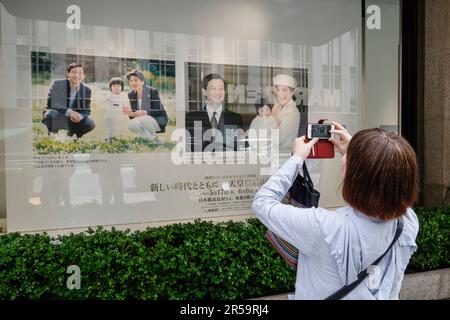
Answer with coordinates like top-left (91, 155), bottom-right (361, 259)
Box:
top-left (271, 74), bottom-right (301, 155)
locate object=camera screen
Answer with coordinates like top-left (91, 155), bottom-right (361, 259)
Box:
top-left (311, 124), bottom-right (332, 138)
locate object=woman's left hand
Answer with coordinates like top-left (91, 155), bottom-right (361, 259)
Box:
top-left (133, 110), bottom-right (147, 117)
top-left (292, 136), bottom-right (319, 160)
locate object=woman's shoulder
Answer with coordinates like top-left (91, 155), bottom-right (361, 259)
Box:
top-left (287, 100), bottom-right (300, 111)
top-left (404, 207), bottom-right (419, 226)
top-left (313, 206), bottom-right (367, 237)
top-left (312, 206), bottom-right (350, 229)
top-left (313, 206), bottom-right (365, 245)
top-left (399, 208), bottom-right (419, 246)
top-left (143, 85), bottom-right (158, 93)
top-left (279, 101), bottom-right (300, 118)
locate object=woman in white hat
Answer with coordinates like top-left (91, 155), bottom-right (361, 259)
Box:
top-left (271, 74), bottom-right (300, 155)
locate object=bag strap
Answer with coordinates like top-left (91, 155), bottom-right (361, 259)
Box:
top-left (302, 162), bottom-right (313, 185)
top-left (324, 218), bottom-right (404, 300)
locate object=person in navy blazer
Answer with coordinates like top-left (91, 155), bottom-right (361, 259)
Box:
top-left (124, 70), bottom-right (168, 141)
top-left (42, 63), bottom-right (95, 138)
top-left (185, 73), bottom-right (243, 152)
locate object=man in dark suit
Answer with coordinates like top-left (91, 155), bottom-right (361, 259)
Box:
top-left (42, 63), bottom-right (95, 138)
top-left (185, 73), bottom-right (243, 152)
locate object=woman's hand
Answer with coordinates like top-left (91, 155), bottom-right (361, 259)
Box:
top-left (128, 110), bottom-right (147, 118)
top-left (329, 121), bottom-right (352, 156)
top-left (292, 136), bottom-right (318, 161)
top-left (133, 110), bottom-right (147, 117)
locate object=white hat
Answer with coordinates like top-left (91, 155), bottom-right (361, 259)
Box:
top-left (273, 74), bottom-right (297, 88)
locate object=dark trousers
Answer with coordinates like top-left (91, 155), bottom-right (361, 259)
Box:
top-left (42, 109), bottom-right (95, 138)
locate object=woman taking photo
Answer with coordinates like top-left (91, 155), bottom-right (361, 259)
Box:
top-left (253, 122), bottom-right (419, 299)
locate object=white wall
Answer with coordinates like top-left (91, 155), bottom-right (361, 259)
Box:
top-left (364, 0), bottom-right (400, 131)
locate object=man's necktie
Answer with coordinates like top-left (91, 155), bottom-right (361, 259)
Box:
top-left (211, 111), bottom-right (218, 129)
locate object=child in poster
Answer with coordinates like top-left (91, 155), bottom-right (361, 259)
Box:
top-left (105, 77), bottom-right (130, 139)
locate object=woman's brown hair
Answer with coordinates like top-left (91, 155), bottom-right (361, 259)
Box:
top-left (342, 128), bottom-right (419, 220)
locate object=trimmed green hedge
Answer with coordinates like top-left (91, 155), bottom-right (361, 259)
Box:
top-left (0, 206), bottom-right (448, 300)
top-left (33, 136), bottom-right (175, 154)
top-left (409, 206), bottom-right (450, 272)
top-left (0, 220), bottom-right (294, 299)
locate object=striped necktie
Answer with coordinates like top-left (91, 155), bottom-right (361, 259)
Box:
top-left (211, 111), bottom-right (218, 129)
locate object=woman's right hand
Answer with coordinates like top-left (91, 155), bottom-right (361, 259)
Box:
top-left (329, 121), bottom-right (352, 156)
top-left (292, 136), bottom-right (318, 161)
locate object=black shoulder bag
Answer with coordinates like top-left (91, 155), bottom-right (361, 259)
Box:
top-left (290, 162), bottom-right (320, 208)
top-left (325, 218), bottom-right (404, 300)
top-left (264, 162), bottom-right (320, 269)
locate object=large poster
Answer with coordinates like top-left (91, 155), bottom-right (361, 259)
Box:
top-left (184, 63), bottom-right (308, 157)
top-left (32, 52), bottom-right (176, 154)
